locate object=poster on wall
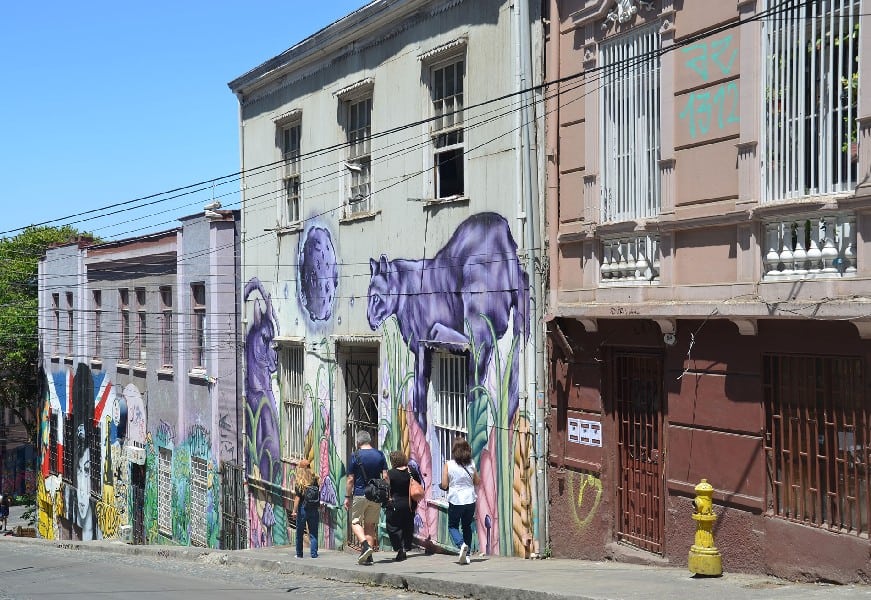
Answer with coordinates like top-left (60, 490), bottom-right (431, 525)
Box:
top-left (568, 418), bottom-right (602, 447)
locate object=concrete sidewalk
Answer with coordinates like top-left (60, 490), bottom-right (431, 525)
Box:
top-left (1, 533), bottom-right (869, 600)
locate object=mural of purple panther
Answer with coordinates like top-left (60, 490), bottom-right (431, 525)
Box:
top-left (244, 278), bottom-right (281, 483)
top-left (367, 212), bottom-right (529, 429)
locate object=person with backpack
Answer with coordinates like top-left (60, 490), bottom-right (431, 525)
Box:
top-left (291, 459), bottom-right (320, 558)
top-left (344, 430), bottom-right (388, 565)
top-left (440, 437), bottom-right (480, 565)
top-left (385, 450), bottom-right (422, 561)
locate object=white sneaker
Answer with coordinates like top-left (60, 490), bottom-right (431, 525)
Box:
top-left (458, 543), bottom-right (468, 565)
top-left (465, 555), bottom-right (471, 565)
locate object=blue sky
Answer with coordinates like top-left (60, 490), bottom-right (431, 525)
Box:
top-left (0, 1), bottom-right (367, 240)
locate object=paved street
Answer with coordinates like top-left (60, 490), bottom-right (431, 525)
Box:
top-left (0, 542), bottom-right (434, 600)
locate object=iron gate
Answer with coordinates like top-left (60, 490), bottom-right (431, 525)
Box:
top-left (221, 461), bottom-right (247, 550)
top-left (611, 351), bottom-right (665, 554)
top-left (130, 464), bottom-right (145, 545)
top-left (345, 359), bottom-right (378, 549)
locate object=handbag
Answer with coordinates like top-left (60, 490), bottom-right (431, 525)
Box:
top-left (409, 473), bottom-right (425, 502)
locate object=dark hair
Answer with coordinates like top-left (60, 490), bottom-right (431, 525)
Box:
top-left (451, 437), bottom-right (472, 466)
top-left (389, 450), bottom-right (408, 468)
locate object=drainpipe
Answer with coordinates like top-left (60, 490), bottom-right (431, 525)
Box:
top-left (518, 0), bottom-right (547, 557)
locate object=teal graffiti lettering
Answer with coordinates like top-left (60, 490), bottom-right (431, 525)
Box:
top-left (710, 35), bottom-right (737, 76)
top-left (682, 43), bottom-right (709, 81)
top-left (679, 82), bottom-right (740, 139)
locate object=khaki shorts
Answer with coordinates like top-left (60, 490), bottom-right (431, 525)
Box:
top-left (351, 495), bottom-right (381, 527)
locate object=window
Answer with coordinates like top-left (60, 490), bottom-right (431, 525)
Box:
top-left (430, 59), bottom-right (465, 199)
top-left (191, 283), bottom-right (206, 369)
top-left (764, 354), bottom-right (869, 536)
top-left (93, 290), bottom-right (102, 359)
top-left (49, 412), bottom-right (58, 474)
top-left (160, 286), bottom-right (173, 368)
top-left (119, 289), bottom-right (130, 362)
top-left (89, 420), bottom-right (101, 495)
top-left (190, 456), bottom-right (208, 547)
top-left (432, 351), bottom-right (469, 464)
top-left (51, 293), bottom-right (60, 355)
top-left (281, 121), bottom-right (301, 225)
top-left (157, 447), bottom-right (172, 535)
top-left (600, 24), bottom-right (661, 222)
top-left (65, 292), bottom-right (74, 356)
top-left (136, 288), bottom-right (147, 363)
top-left (346, 96), bottom-right (372, 214)
top-left (763, 0), bottom-right (860, 202)
top-left (279, 344), bottom-right (305, 460)
top-left (62, 415), bottom-right (73, 480)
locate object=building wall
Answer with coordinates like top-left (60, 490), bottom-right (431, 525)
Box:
top-left (233, 0), bottom-right (544, 555)
top-left (547, 0), bottom-right (871, 582)
top-left (36, 214), bottom-right (241, 547)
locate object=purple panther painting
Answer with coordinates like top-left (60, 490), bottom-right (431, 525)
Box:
top-left (244, 278), bottom-right (281, 483)
top-left (367, 212), bottom-right (529, 429)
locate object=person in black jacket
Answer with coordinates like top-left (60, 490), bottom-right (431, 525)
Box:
top-left (385, 450), bottom-right (421, 561)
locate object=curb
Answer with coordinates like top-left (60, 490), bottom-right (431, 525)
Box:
top-left (0, 536), bottom-right (585, 600)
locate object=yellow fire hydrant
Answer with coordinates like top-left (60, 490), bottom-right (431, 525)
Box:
top-left (688, 478), bottom-right (722, 576)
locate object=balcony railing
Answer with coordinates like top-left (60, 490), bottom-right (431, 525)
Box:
top-left (763, 214), bottom-right (856, 280)
top-left (601, 234), bottom-right (660, 285)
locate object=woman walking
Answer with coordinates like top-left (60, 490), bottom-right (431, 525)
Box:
top-left (440, 437), bottom-right (480, 565)
top-left (385, 451), bottom-right (421, 561)
top-left (291, 459), bottom-right (320, 558)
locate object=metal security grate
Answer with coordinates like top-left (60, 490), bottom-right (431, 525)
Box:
top-left (190, 456), bottom-right (208, 547)
top-left (49, 415), bottom-right (58, 474)
top-left (433, 352), bottom-right (469, 464)
top-left (63, 415), bottom-right (73, 480)
top-left (221, 461), bottom-right (247, 550)
top-left (157, 447), bottom-right (172, 536)
top-left (764, 354), bottom-right (869, 535)
top-left (611, 351), bottom-right (664, 554)
top-left (600, 24), bottom-right (661, 222)
top-left (762, 0), bottom-right (861, 202)
top-left (280, 344), bottom-right (305, 460)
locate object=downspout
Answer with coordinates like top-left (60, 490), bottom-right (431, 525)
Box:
top-left (518, 0), bottom-right (547, 557)
top-left (236, 91), bottom-right (247, 474)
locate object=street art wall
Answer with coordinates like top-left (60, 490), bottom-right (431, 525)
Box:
top-left (37, 364), bottom-right (221, 547)
top-left (244, 212), bottom-right (537, 555)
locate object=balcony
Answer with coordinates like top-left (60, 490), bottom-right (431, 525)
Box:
top-left (600, 234), bottom-right (660, 285)
top-left (762, 214), bottom-right (856, 280)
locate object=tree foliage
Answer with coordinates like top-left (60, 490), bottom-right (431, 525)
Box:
top-left (0, 226), bottom-right (93, 442)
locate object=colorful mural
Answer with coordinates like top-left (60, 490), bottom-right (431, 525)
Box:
top-left (244, 212), bottom-right (536, 556)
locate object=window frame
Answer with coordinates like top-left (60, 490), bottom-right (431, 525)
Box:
top-left (135, 287), bottom-right (147, 364)
top-left (191, 283), bottom-right (206, 370)
top-left (51, 293), bottom-right (60, 356)
top-left (65, 291), bottom-right (74, 357)
top-left (119, 289), bottom-right (130, 363)
top-left (92, 290), bottom-right (102, 360)
top-left (157, 447), bottom-right (173, 536)
top-left (278, 343), bottom-right (305, 461)
top-left (62, 414), bottom-right (73, 482)
top-left (429, 56), bottom-right (466, 200)
top-left (190, 455), bottom-right (208, 547)
top-left (89, 419), bottom-right (101, 497)
top-left (599, 24), bottom-right (661, 223)
top-left (431, 350), bottom-right (469, 464)
top-left (280, 120), bottom-right (302, 226)
top-left (49, 411), bottom-right (58, 474)
top-left (346, 95), bottom-right (373, 215)
top-left (160, 286), bottom-right (173, 369)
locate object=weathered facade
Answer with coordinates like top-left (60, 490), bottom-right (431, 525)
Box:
top-left (546, 0), bottom-right (871, 582)
top-left (229, 0), bottom-right (547, 555)
top-left (36, 212), bottom-right (245, 548)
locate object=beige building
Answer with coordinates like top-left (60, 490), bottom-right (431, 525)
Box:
top-left (545, 0), bottom-right (871, 582)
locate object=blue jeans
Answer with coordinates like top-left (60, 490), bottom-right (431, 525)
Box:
top-left (447, 502), bottom-right (476, 548)
top-left (296, 503), bottom-right (320, 557)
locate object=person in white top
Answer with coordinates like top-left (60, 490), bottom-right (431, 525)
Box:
top-left (439, 437), bottom-right (480, 565)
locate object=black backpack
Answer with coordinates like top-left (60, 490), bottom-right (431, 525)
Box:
top-left (303, 483), bottom-right (320, 506)
top-left (355, 451), bottom-right (391, 505)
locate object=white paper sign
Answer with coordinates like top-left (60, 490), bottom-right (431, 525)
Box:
top-left (568, 418), bottom-right (602, 447)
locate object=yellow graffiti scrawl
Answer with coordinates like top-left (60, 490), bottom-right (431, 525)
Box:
top-left (567, 472), bottom-right (602, 530)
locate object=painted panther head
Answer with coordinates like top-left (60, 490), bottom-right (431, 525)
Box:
top-left (367, 254), bottom-right (398, 331)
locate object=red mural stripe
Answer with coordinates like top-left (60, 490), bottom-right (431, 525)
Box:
top-left (94, 382), bottom-right (112, 425)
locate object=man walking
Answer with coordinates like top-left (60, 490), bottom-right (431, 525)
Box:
top-left (344, 430), bottom-right (388, 565)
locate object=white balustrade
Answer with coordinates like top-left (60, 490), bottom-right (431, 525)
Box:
top-left (762, 214), bottom-right (857, 280)
top-left (601, 235), bottom-right (660, 285)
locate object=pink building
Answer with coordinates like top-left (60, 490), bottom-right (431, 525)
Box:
top-left (545, 0), bottom-right (871, 582)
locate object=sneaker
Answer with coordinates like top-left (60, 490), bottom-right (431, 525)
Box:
top-left (458, 543), bottom-right (469, 565)
top-left (395, 550), bottom-right (407, 562)
top-left (311, 554), bottom-right (318, 559)
top-left (465, 555), bottom-right (471, 565)
top-left (358, 541), bottom-right (373, 565)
